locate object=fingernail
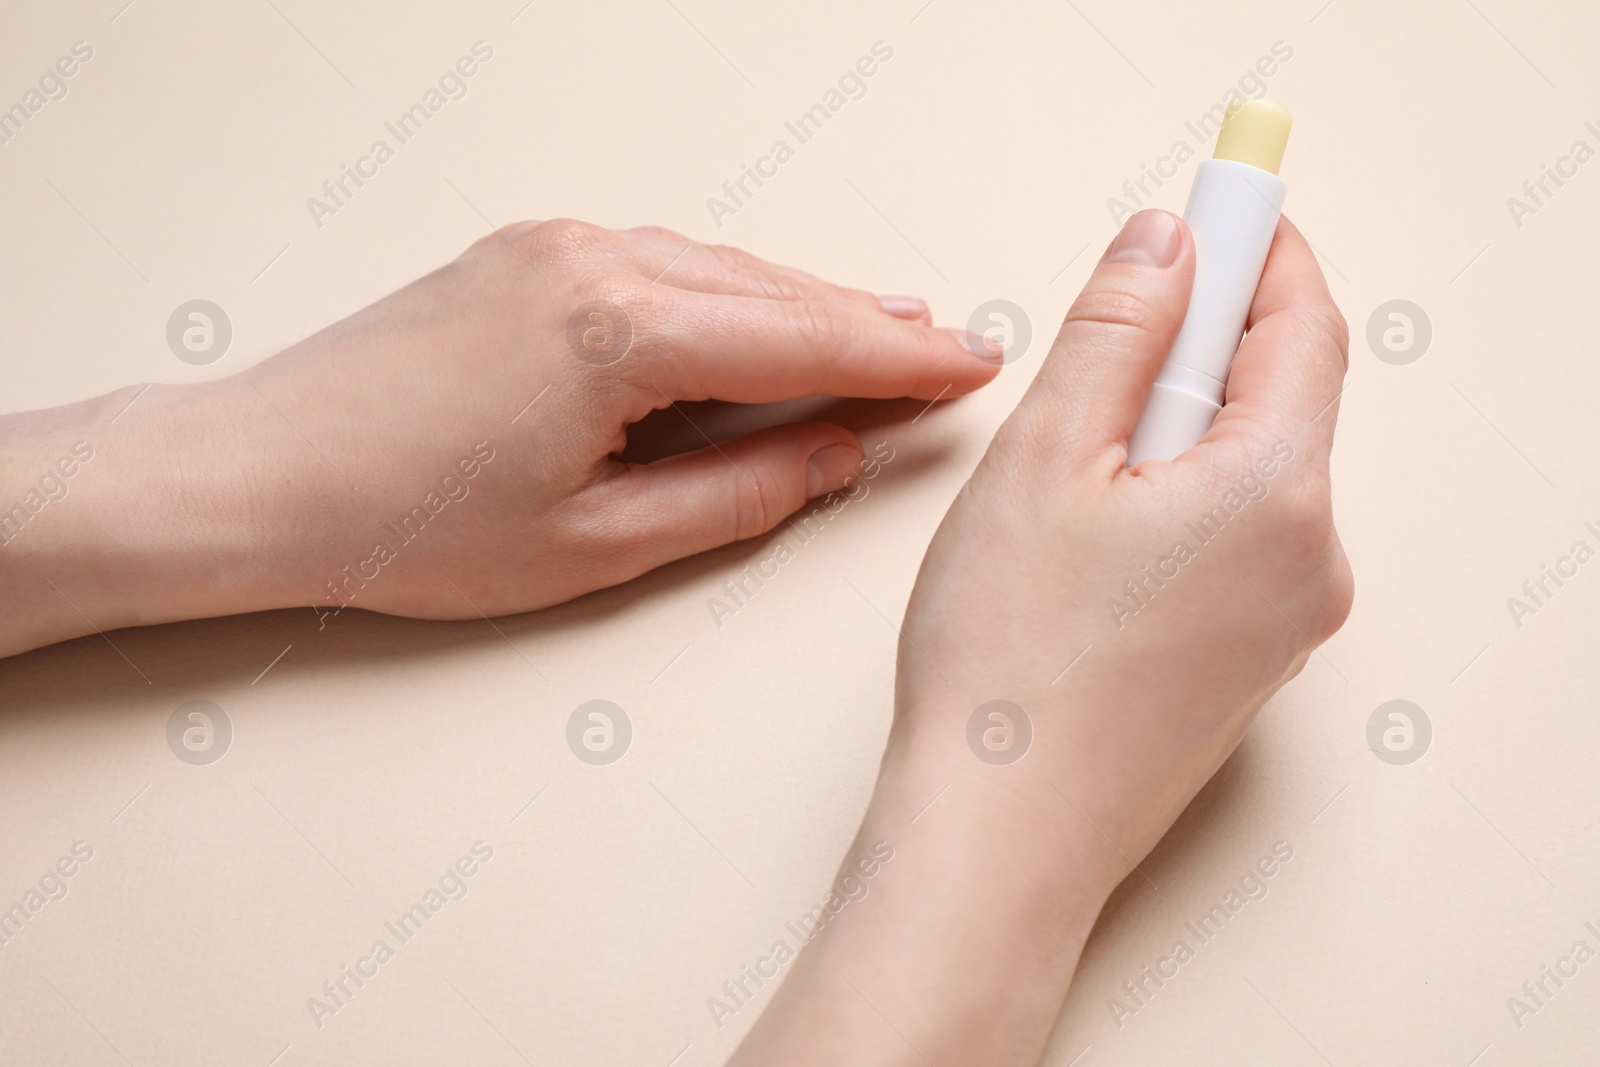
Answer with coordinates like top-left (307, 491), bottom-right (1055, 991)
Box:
top-left (1102, 209), bottom-right (1182, 268)
top-left (805, 443), bottom-right (862, 498)
top-left (943, 327), bottom-right (1005, 365)
top-left (877, 294), bottom-right (928, 319)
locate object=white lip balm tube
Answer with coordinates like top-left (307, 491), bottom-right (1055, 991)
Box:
top-left (1126, 98), bottom-right (1292, 465)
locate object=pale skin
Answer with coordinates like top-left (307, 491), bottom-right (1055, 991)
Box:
top-left (0, 209), bottom-right (1351, 1064)
top-left (729, 208), bottom-right (1353, 1064)
top-left (0, 219), bottom-right (1000, 656)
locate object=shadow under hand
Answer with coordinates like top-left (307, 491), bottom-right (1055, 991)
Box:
top-left (621, 393), bottom-right (921, 465)
top-left (0, 394), bottom-right (965, 730)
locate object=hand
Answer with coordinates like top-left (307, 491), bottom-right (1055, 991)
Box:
top-left (0, 220), bottom-right (1002, 657)
top-left (731, 209), bottom-right (1353, 1066)
top-left (897, 207), bottom-right (1354, 863)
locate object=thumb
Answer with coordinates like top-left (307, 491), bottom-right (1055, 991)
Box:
top-left (1026, 209), bottom-right (1195, 470)
top-left (593, 422), bottom-right (865, 572)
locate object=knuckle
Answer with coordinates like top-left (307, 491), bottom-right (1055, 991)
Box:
top-left (563, 272), bottom-right (660, 372)
top-left (582, 270), bottom-right (651, 309)
top-left (630, 224), bottom-right (689, 245)
top-left (707, 245), bottom-right (806, 301)
top-left (759, 274), bottom-right (811, 302)
top-left (796, 299), bottom-right (857, 353)
top-left (732, 463), bottom-right (787, 540)
top-left (706, 243), bottom-right (768, 273)
top-left (516, 217), bottom-right (615, 261)
top-left (1295, 302), bottom-right (1350, 369)
top-left (1311, 557), bottom-right (1356, 643)
top-left (753, 273), bottom-right (809, 302)
top-left (1065, 284), bottom-right (1167, 341)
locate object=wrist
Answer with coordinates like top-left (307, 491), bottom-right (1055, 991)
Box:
top-left (883, 695), bottom-right (1135, 906)
top-left (0, 378), bottom-right (325, 656)
top-left (732, 706), bottom-right (1126, 1067)
top-left (884, 730), bottom-right (1129, 918)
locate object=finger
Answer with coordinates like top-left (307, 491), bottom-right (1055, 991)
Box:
top-left (621, 227), bottom-right (931, 323)
top-left (1020, 210), bottom-right (1195, 469)
top-left (873, 294), bottom-right (935, 323)
top-left (631, 286), bottom-right (1001, 403)
top-left (587, 422), bottom-right (868, 573)
top-left (1203, 216), bottom-right (1348, 460)
top-left (700, 250), bottom-right (931, 323)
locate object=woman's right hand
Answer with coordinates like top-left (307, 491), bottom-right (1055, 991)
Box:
top-left (731, 208), bottom-right (1353, 1067)
top-left (893, 207), bottom-right (1354, 866)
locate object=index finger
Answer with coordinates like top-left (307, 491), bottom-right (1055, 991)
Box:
top-left (1201, 215), bottom-right (1349, 457)
top-left (629, 287), bottom-right (1003, 403)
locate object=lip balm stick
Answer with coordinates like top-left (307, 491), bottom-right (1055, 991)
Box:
top-left (1126, 98), bottom-right (1292, 465)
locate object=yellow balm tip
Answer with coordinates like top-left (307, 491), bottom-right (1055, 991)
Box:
top-left (1213, 97), bottom-right (1292, 175)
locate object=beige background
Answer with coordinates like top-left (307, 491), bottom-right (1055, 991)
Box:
top-left (3, 0), bottom-right (1598, 1063)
